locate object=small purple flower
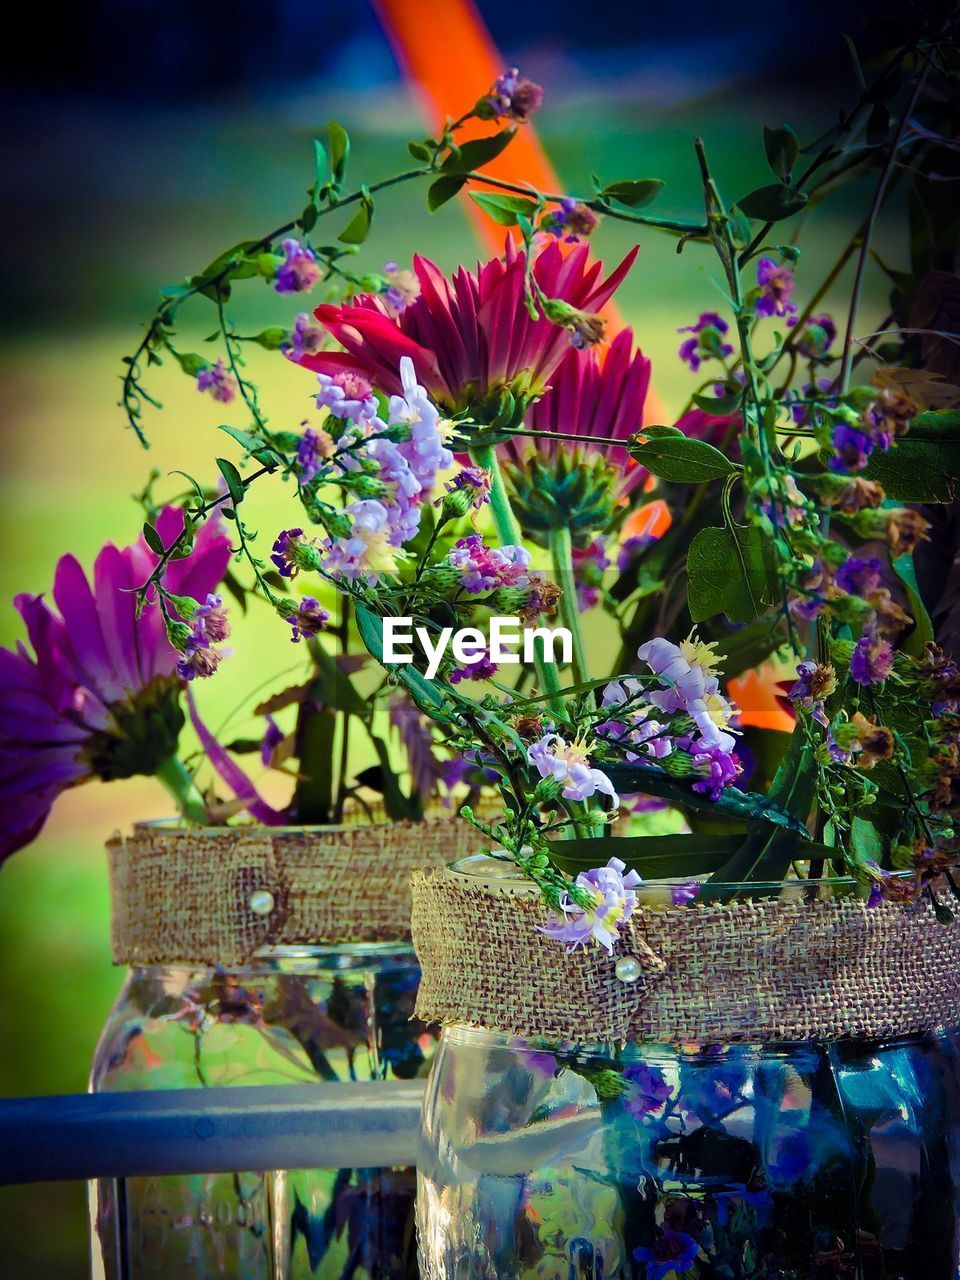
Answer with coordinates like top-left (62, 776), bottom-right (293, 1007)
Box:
top-left (633, 1230), bottom-right (699, 1279)
top-left (617, 534), bottom-right (656, 572)
top-left (790, 377), bottom-right (838, 426)
top-left (260, 715), bottom-right (284, 766)
top-left (381, 260), bottom-right (420, 316)
top-left (284, 312), bottom-right (325, 360)
top-left (676, 312), bottom-right (733, 372)
top-left (274, 238), bottom-right (321, 294)
top-left (787, 659), bottom-right (836, 727)
top-left (271, 528), bottom-right (306, 579)
top-left (789, 311), bottom-right (837, 359)
top-left (176, 642), bottom-right (224, 681)
top-left (830, 422), bottom-right (876, 473)
top-left (755, 257), bottom-right (797, 319)
top-left (670, 881), bottom-right (701, 906)
top-left (196, 358), bottom-right (237, 404)
top-left (835, 555), bottom-right (884, 597)
top-left (623, 1062), bottom-right (672, 1118)
top-left (541, 856), bottom-right (639, 954)
top-left (850, 628), bottom-right (894, 685)
top-left (284, 597), bottom-right (330, 643)
top-left (689, 741), bottom-right (742, 800)
top-left (295, 426), bottom-right (332, 484)
top-left (449, 535), bottom-right (531, 593)
top-left (192, 593), bottom-right (231, 644)
top-left (483, 68), bottom-right (544, 122)
top-left (439, 466), bottom-right (492, 512)
top-left (449, 649), bottom-right (499, 684)
top-left (528, 733), bottom-right (619, 806)
top-left (316, 370), bottom-right (377, 422)
top-left (543, 197), bottom-right (600, 242)
top-left (571, 538), bottom-right (611, 610)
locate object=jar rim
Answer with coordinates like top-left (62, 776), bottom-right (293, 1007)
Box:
top-left (448, 850), bottom-right (912, 895)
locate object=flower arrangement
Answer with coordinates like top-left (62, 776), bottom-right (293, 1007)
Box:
top-left (5, 26), bottom-right (959, 956)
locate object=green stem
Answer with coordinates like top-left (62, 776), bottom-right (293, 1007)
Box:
top-left (470, 443), bottom-right (565, 715)
top-left (547, 524), bottom-right (589, 688)
top-left (156, 755), bottom-right (210, 825)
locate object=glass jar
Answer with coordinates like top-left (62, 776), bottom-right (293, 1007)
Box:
top-left (414, 859), bottom-right (960, 1279)
top-left (90, 944), bottom-right (434, 1279)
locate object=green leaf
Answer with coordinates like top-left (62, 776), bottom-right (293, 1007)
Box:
top-left (337, 199), bottom-right (373, 244)
top-left (550, 832), bottom-right (834, 880)
top-left (355, 605), bottom-right (448, 715)
top-left (736, 184), bottom-right (808, 222)
top-left (407, 140), bottom-right (433, 162)
top-left (550, 834), bottom-right (742, 878)
top-left (711, 619), bottom-right (785, 678)
top-left (762, 125), bottom-right (799, 181)
top-left (175, 352), bottom-right (206, 377)
top-left (599, 179), bottom-right (664, 208)
top-left (706, 730), bottom-right (816, 887)
top-left (602, 761), bottom-right (810, 835)
top-left (694, 388), bottom-right (742, 415)
top-left (215, 457), bottom-right (246, 507)
top-left (217, 424), bottom-right (282, 470)
top-left (250, 327), bottom-right (289, 351)
top-left (312, 137), bottom-right (328, 190)
top-left (864, 436), bottom-right (960, 501)
top-left (629, 436), bottom-right (737, 483)
top-left (686, 525), bottom-right (778, 623)
top-left (441, 130), bottom-right (516, 173)
top-left (327, 121), bottom-right (350, 183)
top-left (469, 191), bottom-right (538, 225)
top-left (891, 553), bottom-right (935, 656)
top-left (187, 240), bottom-right (261, 291)
top-left (309, 642), bottom-right (368, 718)
top-left (141, 522), bottom-right (165, 556)
top-left (293, 705), bottom-right (336, 823)
top-left (428, 175), bottom-right (467, 212)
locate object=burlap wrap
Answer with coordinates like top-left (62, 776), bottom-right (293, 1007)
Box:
top-left (108, 814), bottom-right (484, 967)
top-left (411, 865), bottom-right (960, 1044)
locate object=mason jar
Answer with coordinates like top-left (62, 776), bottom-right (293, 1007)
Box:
top-left (89, 816), bottom-right (485, 1279)
top-left (412, 856), bottom-right (960, 1279)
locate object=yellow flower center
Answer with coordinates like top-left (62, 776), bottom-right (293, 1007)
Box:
top-left (679, 629), bottom-right (722, 674)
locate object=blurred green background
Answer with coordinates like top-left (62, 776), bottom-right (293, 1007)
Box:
top-left (0, 1), bottom-right (900, 1272)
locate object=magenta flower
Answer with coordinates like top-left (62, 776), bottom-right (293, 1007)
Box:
top-left (540, 856), bottom-right (639, 954)
top-left (296, 241), bottom-right (638, 416)
top-left (501, 327), bottom-right (651, 499)
top-left (0, 509), bottom-right (230, 862)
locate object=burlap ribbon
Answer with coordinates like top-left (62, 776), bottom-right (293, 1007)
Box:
top-left (108, 813), bottom-right (485, 967)
top-left (411, 864), bottom-right (960, 1043)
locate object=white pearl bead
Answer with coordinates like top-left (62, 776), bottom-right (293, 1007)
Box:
top-left (615, 956), bottom-right (642, 983)
top-left (248, 889), bottom-right (275, 917)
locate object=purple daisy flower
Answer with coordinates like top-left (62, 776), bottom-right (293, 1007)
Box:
top-left (850, 629), bottom-right (894, 685)
top-left (540, 856), bottom-right (639, 954)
